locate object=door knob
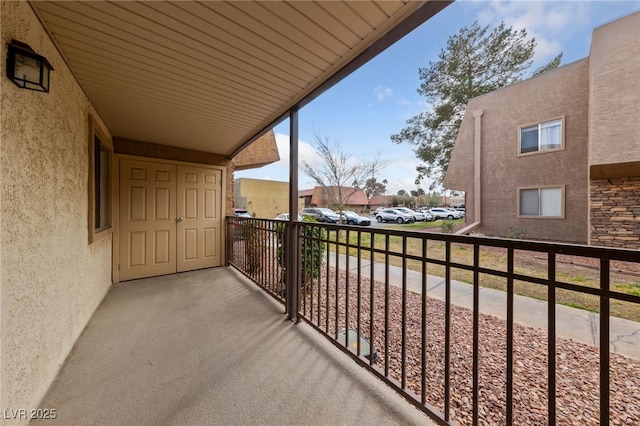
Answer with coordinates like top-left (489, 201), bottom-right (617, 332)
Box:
top-left (176, 217), bottom-right (184, 222)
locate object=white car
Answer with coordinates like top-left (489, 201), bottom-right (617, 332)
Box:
top-left (394, 207), bottom-right (426, 221)
top-left (416, 209), bottom-right (436, 221)
top-left (274, 213), bottom-right (303, 221)
top-left (444, 208), bottom-right (464, 219)
top-left (429, 208), bottom-right (458, 220)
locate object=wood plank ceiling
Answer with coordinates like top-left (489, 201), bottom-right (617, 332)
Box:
top-left (30, 1), bottom-right (448, 157)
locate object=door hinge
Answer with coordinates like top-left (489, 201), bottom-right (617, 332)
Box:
top-left (118, 264), bottom-right (120, 271)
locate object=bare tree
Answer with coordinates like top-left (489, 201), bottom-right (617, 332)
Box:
top-left (302, 132), bottom-right (387, 221)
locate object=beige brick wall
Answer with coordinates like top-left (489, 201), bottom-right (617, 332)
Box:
top-left (235, 178), bottom-right (303, 219)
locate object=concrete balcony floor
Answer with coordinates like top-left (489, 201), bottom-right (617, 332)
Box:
top-left (35, 267), bottom-right (436, 425)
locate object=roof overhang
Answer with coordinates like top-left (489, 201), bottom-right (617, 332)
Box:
top-left (30, 1), bottom-right (451, 158)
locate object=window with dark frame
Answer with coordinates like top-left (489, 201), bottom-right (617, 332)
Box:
top-left (94, 135), bottom-right (110, 232)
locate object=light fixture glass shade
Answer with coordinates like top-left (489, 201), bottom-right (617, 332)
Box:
top-left (6, 40), bottom-right (54, 92)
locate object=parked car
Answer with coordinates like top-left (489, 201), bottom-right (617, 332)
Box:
top-left (274, 213), bottom-right (303, 221)
top-left (375, 209), bottom-right (415, 224)
top-left (444, 208), bottom-right (464, 219)
top-left (416, 209), bottom-right (436, 221)
top-left (300, 207), bottom-right (339, 223)
top-left (233, 208), bottom-right (252, 218)
top-left (429, 208), bottom-right (458, 220)
top-left (340, 211), bottom-right (371, 226)
top-left (394, 207), bottom-right (426, 222)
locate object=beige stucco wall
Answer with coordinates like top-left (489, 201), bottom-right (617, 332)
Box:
top-left (234, 178), bottom-right (297, 219)
top-left (445, 60), bottom-right (590, 242)
top-left (589, 11), bottom-right (640, 167)
top-left (1, 2), bottom-right (112, 422)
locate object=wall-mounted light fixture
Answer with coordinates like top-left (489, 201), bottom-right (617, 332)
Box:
top-left (6, 39), bottom-right (54, 92)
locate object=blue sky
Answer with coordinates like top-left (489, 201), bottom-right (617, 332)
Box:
top-left (236, 0), bottom-right (640, 194)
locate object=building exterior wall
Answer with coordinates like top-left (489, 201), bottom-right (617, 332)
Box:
top-left (589, 12), bottom-right (640, 168)
top-left (587, 12), bottom-right (640, 249)
top-left (445, 60), bottom-right (590, 243)
top-left (446, 13), bottom-right (640, 247)
top-left (232, 130), bottom-right (280, 170)
top-left (308, 186), bottom-right (369, 212)
top-left (1, 1), bottom-right (112, 419)
top-left (234, 178), bottom-right (293, 219)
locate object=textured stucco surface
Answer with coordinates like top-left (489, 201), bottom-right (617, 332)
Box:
top-left (232, 130), bottom-right (280, 171)
top-left (1, 2), bottom-right (112, 422)
top-left (589, 12), bottom-right (640, 167)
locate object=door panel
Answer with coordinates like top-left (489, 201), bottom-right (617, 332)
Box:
top-left (120, 159), bottom-right (177, 281)
top-left (177, 166), bottom-right (222, 272)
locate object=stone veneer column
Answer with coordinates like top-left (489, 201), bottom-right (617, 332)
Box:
top-left (590, 177), bottom-right (640, 248)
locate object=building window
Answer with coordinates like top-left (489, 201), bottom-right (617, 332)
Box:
top-left (94, 137), bottom-right (110, 230)
top-left (519, 118), bottom-right (563, 155)
top-left (89, 117), bottom-right (113, 243)
top-left (518, 186), bottom-right (564, 218)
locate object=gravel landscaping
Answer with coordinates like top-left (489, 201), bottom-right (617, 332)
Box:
top-left (300, 267), bottom-right (640, 426)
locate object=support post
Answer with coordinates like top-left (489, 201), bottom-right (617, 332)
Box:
top-left (286, 107), bottom-right (300, 321)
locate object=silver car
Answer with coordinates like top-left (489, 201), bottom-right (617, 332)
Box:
top-left (394, 207), bottom-right (426, 221)
top-left (375, 209), bottom-right (415, 224)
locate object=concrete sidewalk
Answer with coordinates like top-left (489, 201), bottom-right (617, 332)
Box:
top-left (336, 254), bottom-right (640, 360)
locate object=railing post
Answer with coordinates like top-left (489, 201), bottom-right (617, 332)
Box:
top-left (286, 107), bottom-right (300, 321)
top-left (599, 259), bottom-right (610, 425)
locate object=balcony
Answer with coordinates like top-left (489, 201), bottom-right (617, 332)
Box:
top-left (227, 218), bottom-right (640, 426)
top-left (35, 217), bottom-right (639, 425)
top-left (33, 267), bottom-right (435, 425)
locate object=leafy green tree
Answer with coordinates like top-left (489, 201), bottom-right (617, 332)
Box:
top-left (392, 193), bottom-right (413, 207)
top-left (425, 193), bottom-right (443, 208)
top-left (364, 177), bottom-right (388, 199)
top-left (275, 217), bottom-right (326, 292)
top-left (391, 21), bottom-right (562, 186)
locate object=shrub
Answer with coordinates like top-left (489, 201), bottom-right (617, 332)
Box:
top-left (441, 221), bottom-right (454, 233)
top-left (243, 219), bottom-right (263, 274)
top-left (275, 216), bottom-right (327, 291)
top-left (507, 226), bottom-right (527, 239)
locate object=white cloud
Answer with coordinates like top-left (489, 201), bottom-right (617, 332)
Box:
top-left (373, 85), bottom-right (393, 101)
top-left (272, 132), bottom-right (318, 168)
top-left (474, 0), bottom-right (589, 65)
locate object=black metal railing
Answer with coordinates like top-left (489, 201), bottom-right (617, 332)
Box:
top-left (227, 217), bottom-right (640, 426)
top-left (227, 217), bottom-right (286, 303)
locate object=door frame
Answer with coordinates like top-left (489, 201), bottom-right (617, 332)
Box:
top-left (112, 154), bottom-right (227, 283)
